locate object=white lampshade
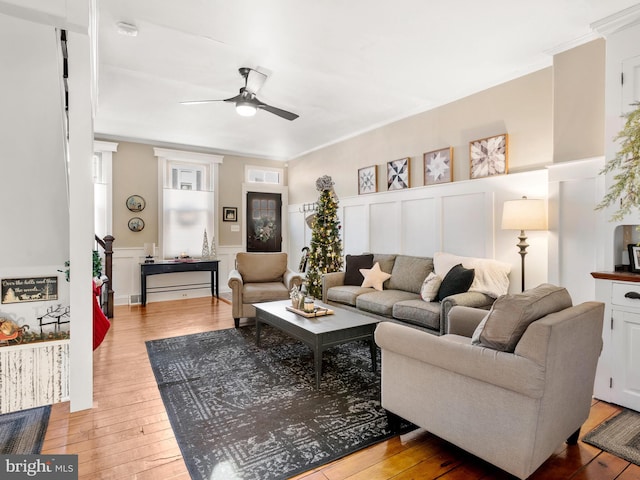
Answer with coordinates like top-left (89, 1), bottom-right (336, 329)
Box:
top-left (501, 197), bottom-right (547, 231)
top-left (236, 102), bottom-right (257, 117)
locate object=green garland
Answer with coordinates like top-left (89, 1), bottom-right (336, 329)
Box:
top-left (597, 103), bottom-right (640, 221)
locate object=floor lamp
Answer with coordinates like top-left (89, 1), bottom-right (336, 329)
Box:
top-left (501, 196), bottom-right (547, 292)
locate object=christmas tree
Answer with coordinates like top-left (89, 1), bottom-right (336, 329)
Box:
top-left (305, 175), bottom-right (343, 298)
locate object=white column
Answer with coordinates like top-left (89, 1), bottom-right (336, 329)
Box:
top-left (68, 29), bottom-right (94, 412)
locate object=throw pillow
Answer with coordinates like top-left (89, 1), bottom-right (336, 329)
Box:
top-left (360, 262), bottom-right (392, 291)
top-left (437, 264), bottom-right (475, 301)
top-left (471, 312), bottom-right (490, 345)
top-left (433, 252), bottom-right (511, 298)
top-left (420, 272), bottom-right (442, 302)
top-left (478, 284), bottom-right (572, 352)
top-left (344, 254), bottom-right (374, 286)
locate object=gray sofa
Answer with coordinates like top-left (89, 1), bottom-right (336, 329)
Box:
top-left (375, 285), bottom-right (605, 479)
top-left (322, 253), bottom-right (507, 335)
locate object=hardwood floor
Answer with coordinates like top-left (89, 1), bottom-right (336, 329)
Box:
top-left (42, 297), bottom-right (639, 480)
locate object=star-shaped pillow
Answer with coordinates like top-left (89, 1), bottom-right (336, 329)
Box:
top-left (360, 262), bottom-right (391, 291)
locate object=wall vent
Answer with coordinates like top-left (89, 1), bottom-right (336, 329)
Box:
top-left (129, 294), bottom-right (141, 305)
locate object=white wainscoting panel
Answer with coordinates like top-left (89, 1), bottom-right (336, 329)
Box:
top-left (547, 157), bottom-right (605, 304)
top-left (402, 198), bottom-right (436, 256)
top-left (442, 193), bottom-right (488, 258)
top-left (290, 169), bottom-right (550, 294)
top-left (0, 340), bottom-right (69, 414)
top-left (288, 210), bottom-right (307, 271)
top-left (343, 205), bottom-right (368, 255)
top-left (370, 202), bottom-right (401, 254)
top-left (112, 246), bottom-right (243, 306)
top-left (112, 247), bottom-right (143, 305)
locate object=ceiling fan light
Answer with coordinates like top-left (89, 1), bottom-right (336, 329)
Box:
top-left (236, 102), bottom-right (257, 117)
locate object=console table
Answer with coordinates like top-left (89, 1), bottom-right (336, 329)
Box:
top-left (140, 260), bottom-right (219, 306)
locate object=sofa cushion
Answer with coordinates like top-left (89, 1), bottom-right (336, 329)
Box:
top-left (357, 290), bottom-right (419, 317)
top-left (437, 264), bottom-right (475, 301)
top-left (344, 254), bottom-right (374, 286)
top-left (420, 272), bottom-right (442, 302)
top-left (478, 283), bottom-right (573, 352)
top-left (242, 282), bottom-right (290, 303)
top-left (434, 252), bottom-right (511, 298)
top-left (372, 254), bottom-right (396, 274)
top-left (387, 255), bottom-right (434, 294)
top-left (360, 262), bottom-right (392, 291)
top-left (392, 299), bottom-right (441, 330)
top-left (237, 252), bottom-right (287, 283)
top-left (327, 285), bottom-right (374, 306)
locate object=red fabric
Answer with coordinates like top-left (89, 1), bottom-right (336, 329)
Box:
top-left (93, 281), bottom-right (111, 350)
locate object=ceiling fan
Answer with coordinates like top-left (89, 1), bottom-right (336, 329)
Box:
top-left (181, 67), bottom-right (299, 121)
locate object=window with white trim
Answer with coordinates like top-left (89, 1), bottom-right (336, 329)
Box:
top-left (245, 165), bottom-right (284, 185)
top-left (154, 148), bottom-right (223, 259)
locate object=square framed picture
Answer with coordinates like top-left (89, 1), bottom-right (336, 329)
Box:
top-left (469, 133), bottom-right (508, 179)
top-left (387, 158), bottom-right (410, 190)
top-left (358, 165), bottom-right (377, 194)
top-left (424, 147), bottom-right (453, 185)
top-left (629, 244), bottom-right (640, 273)
top-left (222, 206), bottom-right (237, 222)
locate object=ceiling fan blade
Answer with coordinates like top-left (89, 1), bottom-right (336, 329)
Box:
top-left (258, 102), bottom-right (299, 121)
top-left (245, 69), bottom-right (267, 94)
top-left (180, 93), bottom-right (241, 105)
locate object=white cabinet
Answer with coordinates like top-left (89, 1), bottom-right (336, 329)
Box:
top-left (593, 276), bottom-right (640, 411)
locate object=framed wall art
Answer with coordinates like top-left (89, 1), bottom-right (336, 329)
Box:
top-left (358, 165), bottom-right (377, 194)
top-left (387, 158), bottom-right (410, 190)
top-left (629, 244), bottom-right (640, 273)
top-left (2, 276), bottom-right (58, 304)
top-left (126, 194), bottom-right (146, 212)
top-left (424, 147), bottom-right (453, 185)
top-left (223, 207), bottom-right (237, 222)
top-left (469, 133), bottom-right (508, 179)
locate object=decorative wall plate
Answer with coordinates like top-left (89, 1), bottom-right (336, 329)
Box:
top-left (126, 195), bottom-right (146, 212)
top-left (128, 217), bottom-right (145, 232)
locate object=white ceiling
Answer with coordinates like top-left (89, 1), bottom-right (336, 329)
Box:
top-left (95, 0), bottom-right (640, 161)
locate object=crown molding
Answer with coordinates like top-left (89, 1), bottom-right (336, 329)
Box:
top-left (591, 3), bottom-right (640, 36)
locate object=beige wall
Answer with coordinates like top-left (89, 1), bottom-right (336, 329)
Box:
top-left (112, 142), bottom-right (158, 247)
top-left (553, 39), bottom-right (605, 163)
top-left (288, 67), bottom-right (553, 204)
top-left (288, 40), bottom-right (606, 204)
top-left (217, 155), bottom-right (288, 245)
top-left (109, 141), bottom-right (285, 247)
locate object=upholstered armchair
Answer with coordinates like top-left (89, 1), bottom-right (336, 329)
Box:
top-left (375, 284), bottom-right (604, 479)
top-left (228, 252), bottom-right (303, 328)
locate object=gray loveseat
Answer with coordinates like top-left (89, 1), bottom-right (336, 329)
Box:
top-left (322, 252), bottom-right (510, 335)
top-left (375, 285), bottom-right (605, 479)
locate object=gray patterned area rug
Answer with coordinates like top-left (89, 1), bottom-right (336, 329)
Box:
top-left (583, 409), bottom-right (640, 466)
top-left (0, 405), bottom-right (51, 454)
top-left (146, 325), bottom-right (412, 480)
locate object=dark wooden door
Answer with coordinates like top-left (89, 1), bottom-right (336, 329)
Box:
top-left (246, 192), bottom-right (282, 252)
